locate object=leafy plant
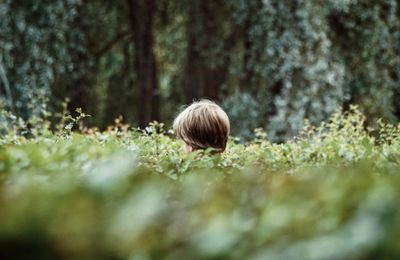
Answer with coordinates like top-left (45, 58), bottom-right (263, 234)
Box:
top-left (0, 107), bottom-right (400, 259)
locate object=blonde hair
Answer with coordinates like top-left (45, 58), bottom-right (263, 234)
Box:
top-left (173, 100), bottom-right (230, 152)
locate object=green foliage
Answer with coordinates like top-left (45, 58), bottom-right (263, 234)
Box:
top-left (226, 0), bottom-right (400, 141)
top-left (0, 0), bottom-right (81, 115)
top-left (1, 108), bottom-right (400, 258)
top-left (222, 92), bottom-right (260, 141)
top-left (1, 0), bottom-right (399, 140)
top-left (0, 0), bottom-right (128, 123)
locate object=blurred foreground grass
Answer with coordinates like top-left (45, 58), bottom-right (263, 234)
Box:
top-left (1, 107), bottom-right (400, 259)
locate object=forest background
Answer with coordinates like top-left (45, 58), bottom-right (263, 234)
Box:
top-left (0, 0), bottom-right (399, 141)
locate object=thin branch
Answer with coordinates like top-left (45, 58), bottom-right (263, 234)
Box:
top-left (0, 54), bottom-right (14, 111)
top-left (95, 31), bottom-right (134, 59)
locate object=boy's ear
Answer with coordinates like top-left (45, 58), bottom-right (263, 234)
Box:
top-left (184, 143), bottom-right (193, 153)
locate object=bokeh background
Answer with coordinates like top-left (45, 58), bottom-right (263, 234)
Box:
top-left (0, 0), bottom-right (399, 141)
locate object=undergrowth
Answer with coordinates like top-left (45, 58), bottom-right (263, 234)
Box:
top-left (0, 105), bottom-right (400, 259)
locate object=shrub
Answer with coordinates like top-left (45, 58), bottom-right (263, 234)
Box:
top-left (0, 107), bottom-right (400, 259)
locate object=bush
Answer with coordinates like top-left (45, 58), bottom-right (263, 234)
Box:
top-left (0, 107), bottom-right (400, 259)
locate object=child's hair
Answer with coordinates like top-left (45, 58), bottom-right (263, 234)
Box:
top-left (173, 100), bottom-right (230, 152)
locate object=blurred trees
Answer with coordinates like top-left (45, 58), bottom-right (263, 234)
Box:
top-left (184, 0), bottom-right (233, 102)
top-left (0, 0), bottom-right (81, 116)
top-left (129, 0), bottom-right (159, 127)
top-left (0, 0), bottom-right (399, 140)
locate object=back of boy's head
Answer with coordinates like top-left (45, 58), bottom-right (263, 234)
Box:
top-left (173, 100), bottom-right (230, 152)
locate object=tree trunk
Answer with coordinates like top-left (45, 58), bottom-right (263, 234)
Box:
top-left (53, 4), bottom-right (99, 124)
top-left (185, 1), bottom-right (204, 103)
top-left (184, 0), bottom-right (231, 103)
top-left (129, 0), bottom-right (159, 128)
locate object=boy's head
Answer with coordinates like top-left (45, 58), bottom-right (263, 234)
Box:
top-left (173, 100), bottom-right (230, 153)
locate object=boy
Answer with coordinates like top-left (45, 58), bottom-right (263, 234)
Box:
top-left (173, 100), bottom-right (230, 153)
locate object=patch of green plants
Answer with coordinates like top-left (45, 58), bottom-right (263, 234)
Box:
top-left (1, 106), bottom-right (400, 259)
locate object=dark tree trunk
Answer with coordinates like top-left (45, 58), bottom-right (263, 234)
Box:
top-left (52, 4), bottom-right (99, 124)
top-left (129, 0), bottom-right (159, 128)
top-left (104, 42), bottom-right (135, 125)
top-left (394, 82), bottom-right (400, 120)
top-left (184, 0), bottom-right (232, 103)
top-left (185, 1), bottom-right (204, 103)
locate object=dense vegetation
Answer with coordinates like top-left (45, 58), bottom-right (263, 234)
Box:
top-left (1, 0), bottom-right (399, 140)
top-left (1, 107), bottom-right (400, 259)
top-left (1, 1), bottom-right (400, 258)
